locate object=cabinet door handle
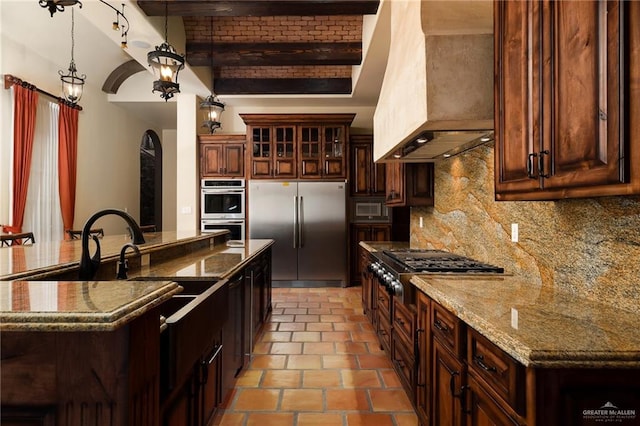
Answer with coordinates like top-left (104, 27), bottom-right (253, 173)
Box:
top-left (433, 319), bottom-right (449, 333)
top-left (538, 150), bottom-right (550, 178)
top-left (473, 354), bottom-right (497, 373)
top-left (527, 152), bottom-right (538, 179)
top-left (395, 317), bottom-right (405, 326)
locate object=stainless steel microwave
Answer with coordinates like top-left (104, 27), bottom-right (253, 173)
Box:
top-left (349, 197), bottom-right (390, 223)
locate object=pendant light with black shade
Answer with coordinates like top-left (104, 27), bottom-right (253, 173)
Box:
top-left (58, 7), bottom-right (85, 104)
top-left (200, 16), bottom-right (225, 133)
top-left (147, 1), bottom-right (185, 101)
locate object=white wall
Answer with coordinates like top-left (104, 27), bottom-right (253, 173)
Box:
top-left (0, 30), bottom-right (164, 235)
top-left (162, 129), bottom-right (177, 231)
top-left (175, 94), bottom-right (199, 231)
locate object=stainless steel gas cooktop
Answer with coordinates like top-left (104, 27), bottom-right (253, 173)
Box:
top-left (382, 249), bottom-right (504, 274)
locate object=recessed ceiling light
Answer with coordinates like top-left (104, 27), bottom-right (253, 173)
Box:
top-left (480, 135), bottom-right (492, 142)
top-left (443, 154), bottom-right (451, 158)
top-left (131, 40), bottom-right (151, 49)
top-left (416, 137), bottom-right (428, 144)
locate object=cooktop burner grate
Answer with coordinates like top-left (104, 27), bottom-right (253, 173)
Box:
top-left (383, 250), bottom-right (504, 273)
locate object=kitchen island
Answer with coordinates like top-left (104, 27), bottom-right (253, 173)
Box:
top-left (360, 241), bottom-right (640, 426)
top-left (1, 231), bottom-right (274, 426)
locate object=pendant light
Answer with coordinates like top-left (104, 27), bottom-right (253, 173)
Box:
top-left (39, 0), bottom-right (81, 17)
top-left (147, 1), bottom-right (184, 101)
top-left (58, 7), bottom-right (85, 104)
top-left (200, 16), bottom-right (225, 133)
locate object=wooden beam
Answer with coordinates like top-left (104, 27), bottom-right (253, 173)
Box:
top-left (187, 42), bottom-right (362, 66)
top-left (214, 78), bottom-right (352, 95)
top-left (136, 0), bottom-right (379, 17)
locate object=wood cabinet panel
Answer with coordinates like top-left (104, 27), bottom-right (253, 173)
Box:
top-left (349, 135), bottom-right (386, 196)
top-left (432, 339), bottom-right (465, 426)
top-left (350, 224), bottom-right (390, 286)
top-left (385, 163), bottom-right (434, 207)
top-left (415, 292), bottom-right (431, 426)
top-left (467, 375), bottom-right (522, 426)
top-left (495, 0), bottom-right (637, 200)
top-left (241, 114), bottom-right (354, 179)
top-left (199, 135), bottom-right (245, 178)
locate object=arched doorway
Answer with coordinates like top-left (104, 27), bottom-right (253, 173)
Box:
top-left (140, 130), bottom-right (162, 231)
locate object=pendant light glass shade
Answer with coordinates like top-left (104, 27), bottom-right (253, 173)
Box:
top-left (200, 94), bottom-right (225, 133)
top-left (148, 2), bottom-right (184, 101)
top-left (59, 8), bottom-right (85, 104)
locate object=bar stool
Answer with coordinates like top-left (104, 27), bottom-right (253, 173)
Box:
top-left (0, 232), bottom-right (36, 247)
top-left (66, 228), bottom-right (104, 240)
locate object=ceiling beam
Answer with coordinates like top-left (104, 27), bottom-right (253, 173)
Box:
top-left (136, 0), bottom-right (379, 17)
top-left (214, 78), bottom-right (352, 95)
top-left (187, 42), bottom-right (362, 67)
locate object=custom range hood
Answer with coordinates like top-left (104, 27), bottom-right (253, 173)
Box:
top-left (373, 0), bottom-right (494, 162)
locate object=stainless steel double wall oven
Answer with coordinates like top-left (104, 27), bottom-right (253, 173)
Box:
top-left (200, 179), bottom-right (246, 240)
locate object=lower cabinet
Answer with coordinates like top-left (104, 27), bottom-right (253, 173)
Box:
top-left (467, 374), bottom-right (522, 426)
top-left (432, 339), bottom-right (466, 426)
top-left (162, 248), bottom-right (273, 426)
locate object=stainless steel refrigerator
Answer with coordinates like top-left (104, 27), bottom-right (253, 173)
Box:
top-left (248, 181), bottom-right (347, 287)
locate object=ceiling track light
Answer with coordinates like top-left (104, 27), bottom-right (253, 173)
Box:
top-left (40, 0), bottom-right (129, 49)
top-left (147, 1), bottom-right (185, 101)
top-left (98, 1), bottom-right (129, 48)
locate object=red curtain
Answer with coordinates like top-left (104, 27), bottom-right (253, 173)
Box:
top-left (6, 85), bottom-right (39, 234)
top-left (58, 102), bottom-right (79, 238)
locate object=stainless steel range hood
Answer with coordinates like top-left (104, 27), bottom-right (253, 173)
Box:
top-left (373, 0), bottom-right (494, 162)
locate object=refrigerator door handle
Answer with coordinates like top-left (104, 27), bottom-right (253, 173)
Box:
top-left (298, 196), bottom-right (304, 248)
top-left (293, 195), bottom-right (298, 249)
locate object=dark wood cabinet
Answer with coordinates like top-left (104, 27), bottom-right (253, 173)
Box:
top-left (391, 300), bottom-right (417, 400)
top-left (350, 224), bottom-right (390, 286)
top-left (349, 135), bottom-right (386, 196)
top-left (199, 134), bottom-right (245, 178)
top-left (415, 292), bottom-right (431, 426)
top-left (385, 162), bottom-right (434, 207)
top-left (240, 114), bottom-right (355, 179)
top-left (432, 339), bottom-right (466, 426)
top-left (494, 0), bottom-right (640, 200)
top-left (467, 375), bottom-right (522, 426)
top-left (299, 125), bottom-right (347, 178)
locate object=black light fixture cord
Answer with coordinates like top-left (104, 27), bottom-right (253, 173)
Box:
top-left (164, 1), bottom-right (168, 43)
top-left (70, 7), bottom-right (75, 63)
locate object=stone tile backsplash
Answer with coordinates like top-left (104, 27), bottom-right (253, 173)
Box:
top-left (410, 144), bottom-right (640, 314)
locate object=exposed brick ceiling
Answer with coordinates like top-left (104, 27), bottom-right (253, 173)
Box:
top-left (136, 1), bottom-right (379, 95)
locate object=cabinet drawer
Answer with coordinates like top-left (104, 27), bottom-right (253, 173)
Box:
top-left (377, 313), bottom-right (391, 353)
top-left (431, 302), bottom-right (465, 358)
top-left (376, 282), bottom-right (391, 321)
top-left (391, 333), bottom-right (415, 400)
top-left (392, 300), bottom-right (415, 350)
top-left (467, 328), bottom-right (525, 415)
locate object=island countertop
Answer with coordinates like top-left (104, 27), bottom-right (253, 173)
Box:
top-left (0, 233), bottom-right (273, 331)
top-left (0, 230), bottom-right (229, 281)
top-left (0, 280), bottom-right (181, 331)
top-left (360, 241), bottom-right (640, 368)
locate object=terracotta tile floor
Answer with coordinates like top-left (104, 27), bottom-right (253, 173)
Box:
top-left (214, 287), bottom-right (419, 426)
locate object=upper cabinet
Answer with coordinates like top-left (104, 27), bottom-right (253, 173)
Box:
top-left (494, 0), bottom-right (640, 200)
top-left (349, 135), bottom-right (386, 196)
top-left (385, 163), bottom-right (434, 207)
top-left (199, 134), bottom-right (245, 178)
top-left (241, 114), bottom-right (355, 180)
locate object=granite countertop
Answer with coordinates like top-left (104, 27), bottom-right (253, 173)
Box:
top-left (0, 232), bottom-right (273, 332)
top-left (0, 230), bottom-right (228, 281)
top-left (0, 280), bottom-right (181, 331)
top-left (360, 241), bottom-right (640, 368)
top-left (131, 239), bottom-right (274, 281)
